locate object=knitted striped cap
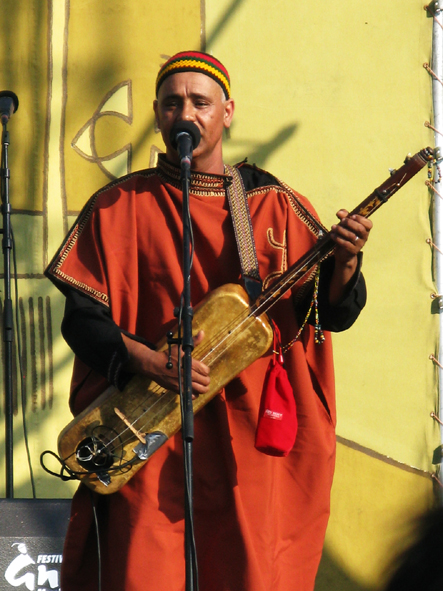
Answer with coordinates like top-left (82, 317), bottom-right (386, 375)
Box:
top-left (156, 51), bottom-right (231, 99)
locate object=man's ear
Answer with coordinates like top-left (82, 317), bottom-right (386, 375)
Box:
top-left (224, 98), bottom-right (235, 129)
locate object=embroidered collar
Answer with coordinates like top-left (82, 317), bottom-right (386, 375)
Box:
top-left (156, 153), bottom-right (232, 195)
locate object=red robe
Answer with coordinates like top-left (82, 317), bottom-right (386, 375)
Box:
top-left (46, 157), bottom-right (337, 591)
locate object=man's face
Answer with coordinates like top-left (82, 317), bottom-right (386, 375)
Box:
top-left (153, 71), bottom-right (234, 173)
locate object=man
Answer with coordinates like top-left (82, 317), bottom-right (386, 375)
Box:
top-left (46, 51), bottom-right (372, 591)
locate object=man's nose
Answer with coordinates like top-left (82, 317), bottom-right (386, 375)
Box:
top-left (181, 101), bottom-right (196, 121)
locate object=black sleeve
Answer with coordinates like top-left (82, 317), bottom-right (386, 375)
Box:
top-left (296, 254), bottom-right (367, 333)
top-left (61, 289), bottom-right (156, 389)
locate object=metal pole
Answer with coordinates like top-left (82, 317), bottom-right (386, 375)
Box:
top-left (1, 121), bottom-right (14, 498)
top-left (429, 1), bottom-right (443, 493)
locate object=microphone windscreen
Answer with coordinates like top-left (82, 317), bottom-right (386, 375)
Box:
top-left (0, 91), bottom-right (19, 113)
top-left (170, 121), bottom-right (201, 150)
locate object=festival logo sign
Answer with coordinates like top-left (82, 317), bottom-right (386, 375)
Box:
top-left (1, 540), bottom-right (63, 591)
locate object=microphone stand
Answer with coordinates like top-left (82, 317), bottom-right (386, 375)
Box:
top-left (167, 122), bottom-right (201, 590)
top-left (1, 118), bottom-right (15, 499)
top-left (178, 155), bottom-right (198, 591)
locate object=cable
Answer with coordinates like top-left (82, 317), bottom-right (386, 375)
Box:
top-left (89, 489), bottom-right (102, 591)
top-left (11, 226), bottom-right (36, 497)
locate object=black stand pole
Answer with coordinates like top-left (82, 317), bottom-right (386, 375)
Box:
top-left (167, 121), bottom-right (201, 591)
top-left (1, 119), bottom-right (15, 499)
top-left (180, 158), bottom-right (198, 591)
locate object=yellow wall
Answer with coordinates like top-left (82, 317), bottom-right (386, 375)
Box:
top-left (318, 439), bottom-right (435, 590)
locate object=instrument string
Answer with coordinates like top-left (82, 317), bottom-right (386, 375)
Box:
top-left (65, 148), bottom-right (433, 479)
top-left (81, 204), bottom-right (370, 455)
top-left (92, 155), bottom-right (429, 455)
top-left (99, 292), bottom-right (286, 453)
top-left (102, 266), bottom-right (316, 454)
top-left (101, 163), bottom-right (414, 452)
top-left (91, 256), bottom-right (326, 454)
top-left (100, 311), bottom-right (255, 451)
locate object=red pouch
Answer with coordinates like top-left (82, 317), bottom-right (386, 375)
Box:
top-left (254, 323), bottom-right (298, 457)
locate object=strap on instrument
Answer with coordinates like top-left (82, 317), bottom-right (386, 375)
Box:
top-left (225, 164), bottom-right (262, 300)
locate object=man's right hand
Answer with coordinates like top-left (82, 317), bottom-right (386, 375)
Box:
top-left (121, 331), bottom-right (210, 395)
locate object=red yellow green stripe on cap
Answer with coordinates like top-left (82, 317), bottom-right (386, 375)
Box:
top-left (156, 51), bottom-right (231, 99)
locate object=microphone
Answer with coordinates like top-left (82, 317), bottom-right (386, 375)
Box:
top-left (0, 91), bottom-right (19, 125)
top-left (169, 121), bottom-right (201, 167)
